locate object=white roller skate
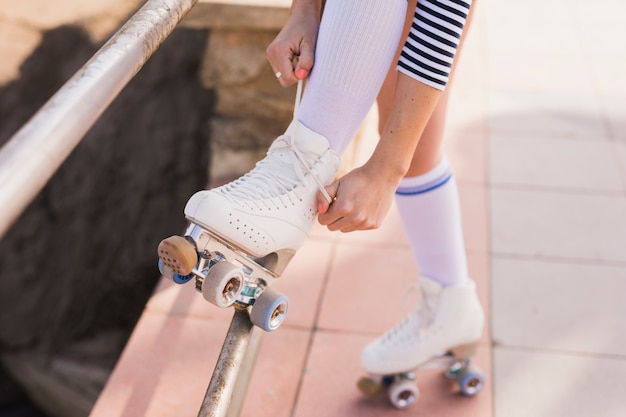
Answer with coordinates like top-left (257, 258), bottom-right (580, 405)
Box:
top-left (158, 82), bottom-right (340, 331)
top-left (358, 277), bottom-right (485, 408)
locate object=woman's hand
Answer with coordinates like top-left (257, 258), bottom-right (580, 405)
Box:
top-left (316, 162), bottom-right (404, 233)
top-left (266, 4), bottom-right (321, 87)
top-left (315, 68), bottom-right (446, 233)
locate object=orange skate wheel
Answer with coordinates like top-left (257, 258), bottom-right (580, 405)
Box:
top-left (357, 376), bottom-right (382, 397)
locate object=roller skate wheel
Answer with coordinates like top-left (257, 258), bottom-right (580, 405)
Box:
top-left (158, 235), bottom-right (197, 276)
top-left (158, 259), bottom-right (193, 284)
top-left (202, 261), bottom-right (244, 307)
top-left (173, 272), bottom-right (194, 284)
top-left (357, 376), bottom-right (382, 397)
top-left (388, 378), bottom-right (419, 409)
top-left (250, 287), bottom-right (288, 332)
top-left (457, 367), bottom-right (485, 396)
top-left (158, 259), bottom-right (174, 279)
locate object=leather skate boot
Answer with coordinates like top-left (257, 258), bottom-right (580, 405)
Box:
top-left (361, 276), bottom-right (484, 375)
top-left (184, 120), bottom-right (341, 260)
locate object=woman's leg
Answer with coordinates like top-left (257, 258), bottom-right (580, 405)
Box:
top-left (377, 0), bottom-right (476, 287)
top-left (361, 0), bottom-right (484, 375)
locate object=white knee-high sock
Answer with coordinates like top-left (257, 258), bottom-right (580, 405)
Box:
top-left (298, 0), bottom-right (407, 154)
top-left (395, 156), bottom-right (468, 286)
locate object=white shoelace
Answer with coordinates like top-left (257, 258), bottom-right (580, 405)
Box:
top-left (219, 80), bottom-right (333, 204)
top-left (380, 283), bottom-right (439, 347)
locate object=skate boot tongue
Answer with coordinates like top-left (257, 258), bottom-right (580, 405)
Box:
top-left (218, 120), bottom-right (338, 204)
top-left (379, 277), bottom-right (443, 346)
top-left (263, 120), bottom-right (337, 202)
top-left (267, 121), bottom-right (333, 169)
top-left (216, 79), bottom-right (339, 204)
top-left (418, 277), bottom-right (444, 325)
top-left (283, 121), bottom-right (331, 156)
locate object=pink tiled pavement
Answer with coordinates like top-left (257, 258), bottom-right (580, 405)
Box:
top-left (90, 312), bottom-right (228, 417)
top-left (292, 332), bottom-right (491, 417)
top-left (90, 3), bottom-right (492, 416)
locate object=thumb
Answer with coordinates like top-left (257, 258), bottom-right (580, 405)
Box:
top-left (317, 180), bottom-right (339, 215)
top-left (295, 42), bottom-right (315, 80)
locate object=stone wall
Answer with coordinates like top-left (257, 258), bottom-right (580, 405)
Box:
top-left (182, 0), bottom-right (296, 185)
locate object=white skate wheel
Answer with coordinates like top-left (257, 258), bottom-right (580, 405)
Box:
top-left (202, 261), bottom-right (244, 307)
top-left (388, 378), bottom-right (419, 409)
top-left (250, 287), bottom-right (288, 331)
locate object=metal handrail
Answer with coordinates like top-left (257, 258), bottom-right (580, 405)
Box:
top-left (0, 1), bottom-right (261, 416)
top-left (198, 309), bottom-right (263, 417)
top-left (0, 0), bottom-right (198, 240)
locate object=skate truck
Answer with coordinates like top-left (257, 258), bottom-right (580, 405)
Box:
top-left (158, 221), bottom-right (291, 332)
top-left (358, 343), bottom-right (486, 409)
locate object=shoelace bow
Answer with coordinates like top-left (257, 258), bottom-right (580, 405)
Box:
top-left (220, 80), bottom-right (333, 204)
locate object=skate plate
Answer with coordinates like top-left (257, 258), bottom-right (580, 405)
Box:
top-left (157, 222), bottom-right (292, 332)
top-left (357, 345), bottom-right (485, 409)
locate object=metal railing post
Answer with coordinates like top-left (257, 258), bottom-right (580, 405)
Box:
top-left (0, 0), bottom-right (198, 240)
top-left (198, 309), bottom-right (263, 417)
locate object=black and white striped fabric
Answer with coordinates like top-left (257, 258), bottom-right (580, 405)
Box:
top-left (398, 0), bottom-right (472, 90)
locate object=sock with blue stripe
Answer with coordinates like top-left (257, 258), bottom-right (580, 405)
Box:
top-left (395, 156), bottom-right (468, 286)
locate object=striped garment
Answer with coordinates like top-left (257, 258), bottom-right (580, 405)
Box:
top-left (398, 0), bottom-right (472, 90)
